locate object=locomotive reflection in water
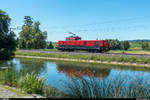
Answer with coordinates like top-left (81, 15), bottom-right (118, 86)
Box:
top-left (57, 64), bottom-right (110, 78)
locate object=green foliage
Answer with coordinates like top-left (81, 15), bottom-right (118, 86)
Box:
top-left (129, 42), bottom-right (142, 49)
top-left (107, 39), bottom-right (130, 50)
top-left (43, 85), bottom-right (62, 98)
top-left (15, 51), bottom-right (150, 64)
top-left (46, 41), bottom-right (54, 49)
top-left (18, 16), bottom-right (47, 49)
top-left (18, 72), bottom-right (45, 94)
top-left (107, 39), bottom-right (121, 50)
top-left (120, 41), bottom-right (130, 50)
top-left (65, 76), bottom-right (150, 98)
top-left (141, 42), bottom-right (149, 50)
top-left (0, 62), bottom-right (21, 87)
top-left (0, 9), bottom-right (16, 60)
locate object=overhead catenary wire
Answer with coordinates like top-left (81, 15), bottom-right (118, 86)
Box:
top-left (47, 16), bottom-right (150, 29)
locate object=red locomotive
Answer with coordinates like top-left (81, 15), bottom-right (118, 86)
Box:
top-left (57, 32), bottom-right (110, 52)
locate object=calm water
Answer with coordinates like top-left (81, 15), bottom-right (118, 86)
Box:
top-left (1, 58), bottom-right (150, 91)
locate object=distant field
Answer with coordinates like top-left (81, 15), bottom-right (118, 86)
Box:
top-left (129, 42), bottom-right (142, 50)
top-left (129, 42), bottom-right (150, 50)
top-left (109, 50), bottom-right (150, 55)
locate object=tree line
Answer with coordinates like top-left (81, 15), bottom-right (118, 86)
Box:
top-left (107, 39), bottom-right (150, 50)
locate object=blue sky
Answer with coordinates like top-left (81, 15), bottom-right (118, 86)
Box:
top-left (1, 0), bottom-right (150, 42)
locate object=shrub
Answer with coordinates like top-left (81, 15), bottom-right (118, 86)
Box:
top-left (43, 85), bottom-right (61, 98)
top-left (107, 39), bottom-right (121, 50)
top-left (141, 42), bottom-right (149, 50)
top-left (18, 72), bottom-right (45, 94)
top-left (120, 41), bottom-right (130, 50)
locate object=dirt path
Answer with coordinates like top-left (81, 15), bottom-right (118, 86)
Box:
top-left (0, 85), bottom-right (41, 98)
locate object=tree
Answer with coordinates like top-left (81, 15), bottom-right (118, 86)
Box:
top-left (107, 39), bottom-right (121, 50)
top-left (141, 42), bottom-right (149, 50)
top-left (32, 21), bottom-right (47, 49)
top-left (47, 41), bottom-right (54, 49)
top-left (120, 41), bottom-right (130, 50)
top-left (18, 16), bottom-right (47, 49)
top-left (18, 16), bottom-right (33, 49)
top-left (0, 9), bottom-right (16, 60)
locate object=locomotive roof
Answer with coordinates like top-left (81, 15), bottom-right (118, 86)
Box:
top-left (66, 35), bottom-right (81, 38)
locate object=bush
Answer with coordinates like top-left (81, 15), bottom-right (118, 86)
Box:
top-left (120, 41), bottom-right (130, 50)
top-left (46, 41), bottom-right (54, 49)
top-left (107, 39), bottom-right (121, 50)
top-left (141, 42), bottom-right (149, 50)
top-left (18, 72), bottom-right (45, 94)
top-left (43, 85), bottom-right (61, 98)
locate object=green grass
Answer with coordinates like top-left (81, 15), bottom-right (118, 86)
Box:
top-left (18, 72), bottom-right (45, 94)
top-left (52, 42), bottom-right (58, 48)
top-left (64, 76), bottom-right (150, 98)
top-left (109, 50), bottom-right (150, 55)
top-left (129, 42), bottom-right (142, 49)
top-left (129, 42), bottom-right (150, 50)
top-left (15, 51), bottom-right (150, 65)
top-left (0, 69), bottom-right (62, 98)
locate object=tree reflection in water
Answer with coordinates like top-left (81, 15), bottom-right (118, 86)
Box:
top-left (18, 58), bottom-right (47, 75)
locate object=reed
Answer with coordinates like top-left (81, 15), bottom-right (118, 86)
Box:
top-left (18, 72), bottom-right (45, 94)
top-left (64, 76), bottom-right (150, 98)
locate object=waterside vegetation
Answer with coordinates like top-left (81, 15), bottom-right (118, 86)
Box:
top-left (15, 51), bottom-right (150, 66)
top-left (1, 66), bottom-right (150, 98)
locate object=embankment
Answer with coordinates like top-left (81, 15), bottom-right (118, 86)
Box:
top-left (15, 51), bottom-right (150, 67)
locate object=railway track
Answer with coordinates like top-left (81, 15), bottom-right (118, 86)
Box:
top-left (17, 49), bottom-right (150, 57)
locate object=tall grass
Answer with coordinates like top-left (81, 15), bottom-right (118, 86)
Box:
top-left (18, 72), bottom-right (45, 94)
top-left (43, 85), bottom-right (66, 98)
top-left (0, 62), bottom-right (20, 87)
top-left (64, 76), bottom-right (150, 98)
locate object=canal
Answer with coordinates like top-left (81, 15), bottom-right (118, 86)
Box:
top-left (1, 57), bottom-right (150, 93)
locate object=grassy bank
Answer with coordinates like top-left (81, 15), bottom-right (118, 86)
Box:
top-left (109, 50), bottom-right (150, 55)
top-left (0, 69), bottom-right (65, 98)
top-left (15, 51), bottom-right (150, 66)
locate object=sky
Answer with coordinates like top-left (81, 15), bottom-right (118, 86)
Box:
top-left (1, 0), bottom-right (150, 42)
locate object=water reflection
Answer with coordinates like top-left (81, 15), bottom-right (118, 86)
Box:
top-left (17, 58), bottom-right (47, 74)
top-left (57, 64), bottom-right (110, 78)
top-left (1, 58), bottom-right (150, 92)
